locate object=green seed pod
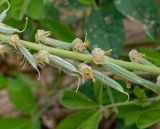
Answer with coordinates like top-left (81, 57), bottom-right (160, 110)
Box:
top-left (93, 70), bottom-right (126, 93)
top-left (104, 61), bottom-right (143, 84)
top-left (157, 75), bottom-right (160, 86)
top-left (0, 17), bottom-right (28, 34)
top-left (104, 61), bottom-right (160, 94)
top-left (35, 30), bottom-right (72, 50)
top-left (49, 55), bottom-right (83, 91)
top-left (129, 49), bottom-right (155, 66)
top-left (9, 34), bottom-right (40, 79)
top-left (0, 0), bottom-right (10, 22)
top-left (92, 48), bottom-right (112, 64)
top-left (93, 70), bottom-right (129, 101)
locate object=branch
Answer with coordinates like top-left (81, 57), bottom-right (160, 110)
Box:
top-left (1, 34), bottom-right (160, 74)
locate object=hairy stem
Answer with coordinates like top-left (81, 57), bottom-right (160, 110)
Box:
top-left (1, 34), bottom-right (160, 74)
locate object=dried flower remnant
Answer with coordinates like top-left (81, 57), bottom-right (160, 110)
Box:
top-left (72, 38), bottom-right (89, 52)
top-left (35, 30), bottom-right (72, 50)
top-left (0, 43), bottom-right (11, 57)
top-left (78, 63), bottom-right (95, 82)
top-left (9, 34), bottom-right (40, 79)
top-left (92, 48), bottom-right (112, 64)
top-left (33, 50), bottom-right (50, 68)
top-left (129, 49), bottom-right (154, 66)
top-left (35, 30), bottom-right (51, 43)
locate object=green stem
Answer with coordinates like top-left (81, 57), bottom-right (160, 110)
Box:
top-left (1, 34), bottom-right (160, 74)
top-left (104, 96), bottom-right (160, 109)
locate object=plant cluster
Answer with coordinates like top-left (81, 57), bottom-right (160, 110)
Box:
top-left (0, 0), bottom-right (160, 129)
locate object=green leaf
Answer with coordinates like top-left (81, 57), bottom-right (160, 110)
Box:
top-left (9, 0), bottom-right (31, 20)
top-left (114, 0), bottom-right (160, 41)
top-left (41, 19), bottom-right (76, 42)
top-left (57, 110), bottom-right (100, 129)
top-left (78, 0), bottom-right (94, 5)
top-left (139, 48), bottom-right (160, 66)
top-left (81, 110), bottom-right (102, 129)
top-left (8, 76), bottom-right (37, 115)
top-left (86, 7), bottom-right (125, 57)
top-left (136, 108), bottom-right (160, 129)
top-left (0, 117), bottom-right (40, 129)
top-left (27, 0), bottom-right (44, 19)
top-left (93, 81), bottom-right (103, 104)
top-left (134, 86), bottom-right (148, 102)
top-left (60, 90), bottom-right (98, 109)
top-left (118, 105), bottom-right (145, 126)
top-left (0, 75), bottom-right (8, 90)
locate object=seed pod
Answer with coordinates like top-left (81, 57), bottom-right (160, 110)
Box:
top-left (93, 70), bottom-right (127, 93)
top-left (9, 34), bottom-right (40, 79)
top-left (49, 55), bottom-right (83, 91)
top-left (129, 49), bottom-right (155, 66)
top-left (35, 30), bottom-right (72, 50)
top-left (104, 61), bottom-right (160, 94)
top-left (0, 17), bottom-right (28, 34)
top-left (0, 0), bottom-right (10, 22)
top-left (92, 48), bottom-right (112, 64)
top-left (33, 50), bottom-right (50, 68)
top-left (157, 75), bottom-right (160, 86)
top-left (104, 61), bottom-right (143, 84)
top-left (78, 63), bottom-right (95, 81)
top-left (72, 38), bottom-right (88, 52)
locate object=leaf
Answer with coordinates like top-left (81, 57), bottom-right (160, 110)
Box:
top-left (9, 0), bottom-right (31, 20)
top-left (136, 108), bottom-right (160, 129)
top-left (81, 110), bottom-right (102, 129)
top-left (134, 86), bottom-right (148, 102)
top-left (93, 81), bottom-right (103, 104)
top-left (139, 48), bottom-right (160, 66)
top-left (8, 76), bottom-right (37, 115)
top-left (86, 7), bottom-right (125, 57)
top-left (60, 90), bottom-right (98, 109)
top-left (27, 0), bottom-right (44, 19)
top-left (57, 110), bottom-right (100, 129)
top-left (114, 0), bottom-right (160, 41)
top-left (41, 19), bottom-right (76, 42)
top-left (78, 0), bottom-right (94, 5)
top-left (0, 75), bottom-right (8, 90)
top-left (118, 105), bottom-right (145, 126)
top-left (0, 117), bottom-right (40, 129)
